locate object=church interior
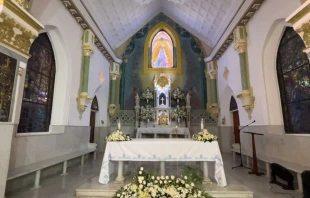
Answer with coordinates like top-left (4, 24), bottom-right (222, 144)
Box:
top-left (1, 0), bottom-right (310, 197)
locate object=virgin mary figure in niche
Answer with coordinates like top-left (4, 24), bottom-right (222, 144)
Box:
top-left (151, 31), bottom-right (173, 68)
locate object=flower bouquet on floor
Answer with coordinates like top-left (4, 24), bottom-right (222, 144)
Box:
top-left (113, 167), bottom-right (213, 198)
top-left (106, 130), bottom-right (131, 142)
top-left (192, 129), bottom-right (218, 143)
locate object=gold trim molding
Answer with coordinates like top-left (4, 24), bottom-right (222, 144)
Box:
top-left (212, 0), bottom-right (265, 61)
top-left (143, 22), bottom-right (182, 75)
top-left (3, 0), bottom-right (42, 32)
top-left (0, 12), bottom-right (36, 57)
top-left (59, 0), bottom-right (115, 63)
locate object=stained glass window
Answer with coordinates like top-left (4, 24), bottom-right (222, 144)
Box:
top-left (151, 31), bottom-right (174, 68)
top-left (18, 33), bottom-right (56, 133)
top-left (0, 53), bottom-right (17, 122)
top-left (277, 27), bottom-right (310, 134)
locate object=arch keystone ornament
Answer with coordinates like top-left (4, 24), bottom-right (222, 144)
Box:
top-left (78, 29), bottom-right (95, 113)
top-left (286, 0), bottom-right (310, 59)
top-left (233, 26), bottom-right (255, 119)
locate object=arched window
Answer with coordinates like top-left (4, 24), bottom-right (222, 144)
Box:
top-left (151, 31), bottom-right (174, 68)
top-left (277, 27), bottom-right (310, 134)
top-left (144, 22), bottom-right (181, 74)
top-left (18, 33), bottom-right (56, 133)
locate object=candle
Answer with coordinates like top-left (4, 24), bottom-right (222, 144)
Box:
top-left (201, 119), bottom-right (204, 130)
top-left (117, 120), bottom-right (121, 130)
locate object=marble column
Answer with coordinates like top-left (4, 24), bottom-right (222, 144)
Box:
top-left (286, 1), bottom-right (310, 60)
top-left (205, 61), bottom-right (220, 119)
top-left (233, 26), bottom-right (254, 117)
top-left (78, 29), bottom-right (95, 112)
top-left (108, 62), bottom-right (121, 118)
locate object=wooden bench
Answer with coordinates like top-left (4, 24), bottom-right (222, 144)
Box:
top-left (259, 155), bottom-right (309, 193)
top-left (7, 148), bottom-right (97, 189)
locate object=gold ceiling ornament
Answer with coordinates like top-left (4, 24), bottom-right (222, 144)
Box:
top-left (13, 0), bottom-right (30, 11)
top-left (154, 73), bottom-right (171, 89)
top-left (0, 12), bottom-right (36, 57)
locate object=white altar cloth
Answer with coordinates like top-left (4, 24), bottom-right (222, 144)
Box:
top-left (99, 139), bottom-right (227, 187)
top-left (136, 127), bottom-right (191, 138)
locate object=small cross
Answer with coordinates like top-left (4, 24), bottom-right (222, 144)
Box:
top-left (5, 58), bottom-right (11, 66)
top-left (161, 97), bottom-right (165, 105)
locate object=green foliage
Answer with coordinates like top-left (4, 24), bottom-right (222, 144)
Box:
top-left (182, 165), bottom-right (203, 187)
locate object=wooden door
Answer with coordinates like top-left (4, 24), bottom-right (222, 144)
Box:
top-left (89, 111), bottom-right (96, 143)
top-left (233, 111), bottom-right (240, 143)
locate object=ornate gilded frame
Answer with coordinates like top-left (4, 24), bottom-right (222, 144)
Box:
top-left (143, 22), bottom-right (182, 75)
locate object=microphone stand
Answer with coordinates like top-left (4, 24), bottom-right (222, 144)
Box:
top-left (232, 120), bottom-right (255, 169)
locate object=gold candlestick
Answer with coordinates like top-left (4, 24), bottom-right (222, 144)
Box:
top-left (174, 126), bottom-right (179, 138)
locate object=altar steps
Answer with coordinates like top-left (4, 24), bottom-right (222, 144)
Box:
top-left (75, 176), bottom-right (253, 198)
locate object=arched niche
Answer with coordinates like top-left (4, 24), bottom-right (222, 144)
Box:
top-left (144, 22), bottom-right (182, 75)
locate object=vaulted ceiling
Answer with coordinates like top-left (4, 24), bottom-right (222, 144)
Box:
top-left (81, 0), bottom-right (244, 52)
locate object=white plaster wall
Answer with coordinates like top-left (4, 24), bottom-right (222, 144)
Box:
top-left (30, 0), bottom-right (111, 127)
top-left (218, 0), bottom-right (301, 126)
top-left (216, 0), bottom-right (310, 167)
top-left (7, 0), bottom-right (111, 172)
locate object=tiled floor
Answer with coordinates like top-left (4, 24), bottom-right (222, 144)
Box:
top-left (6, 153), bottom-right (303, 198)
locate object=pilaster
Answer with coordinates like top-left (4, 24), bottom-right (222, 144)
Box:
top-left (205, 61), bottom-right (220, 119)
top-left (78, 29), bottom-right (95, 113)
top-left (233, 26), bottom-right (255, 118)
top-left (108, 62), bottom-right (120, 118)
top-left (286, 0), bottom-right (310, 59)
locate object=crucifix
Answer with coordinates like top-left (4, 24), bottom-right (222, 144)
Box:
top-left (160, 97), bottom-right (165, 105)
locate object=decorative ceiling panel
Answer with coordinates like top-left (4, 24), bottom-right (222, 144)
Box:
top-left (82, 0), bottom-right (161, 50)
top-left (81, 0), bottom-right (243, 50)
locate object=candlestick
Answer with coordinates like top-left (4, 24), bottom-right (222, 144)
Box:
top-left (201, 118), bottom-right (204, 130)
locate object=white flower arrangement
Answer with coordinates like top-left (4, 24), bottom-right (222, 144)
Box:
top-left (172, 87), bottom-right (185, 100)
top-left (113, 167), bottom-right (212, 198)
top-left (140, 105), bottom-right (155, 121)
top-left (106, 130), bottom-right (131, 142)
top-left (192, 129), bottom-right (218, 143)
top-left (171, 106), bottom-right (187, 119)
top-left (141, 87), bottom-right (154, 101)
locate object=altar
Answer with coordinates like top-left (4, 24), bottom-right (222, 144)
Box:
top-left (98, 139), bottom-right (227, 187)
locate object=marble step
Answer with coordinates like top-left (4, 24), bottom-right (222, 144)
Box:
top-left (76, 189), bottom-right (253, 198)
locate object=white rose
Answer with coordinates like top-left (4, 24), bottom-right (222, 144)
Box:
top-left (191, 182), bottom-right (194, 186)
top-left (184, 176), bottom-right (188, 180)
top-left (140, 167), bottom-right (144, 171)
top-left (151, 176), bottom-right (155, 180)
top-left (143, 180), bottom-right (146, 185)
top-left (164, 180), bottom-right (167, 184)
top-left (139, 171), bottom-right (142, 175)
top-left (139, 184), bottom-right (143, 189)
top-left (165, 176), bottom-right (169, 180)
top-left (117, 194), bottom-right (120, 197)
top-left (171, 176), bottom-right (175, 180)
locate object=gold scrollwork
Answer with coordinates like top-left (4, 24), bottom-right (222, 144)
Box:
top-left (157, 75), bottom-right (169, 88)
top-left (14, 0), bottom-right (30, 11)
top-left (296, 22), bottom-right (310, 49)
top-left (0, 12), bottom-right (36, 57)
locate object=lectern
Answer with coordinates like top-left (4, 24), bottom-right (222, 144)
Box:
top-left (244, 132), bottom-right (264, 176)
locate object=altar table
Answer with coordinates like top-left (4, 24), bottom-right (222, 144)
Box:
top-left (136, 127), bottom-right (191, 138)
top-left (99, 139), bottom-right (227, 187)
